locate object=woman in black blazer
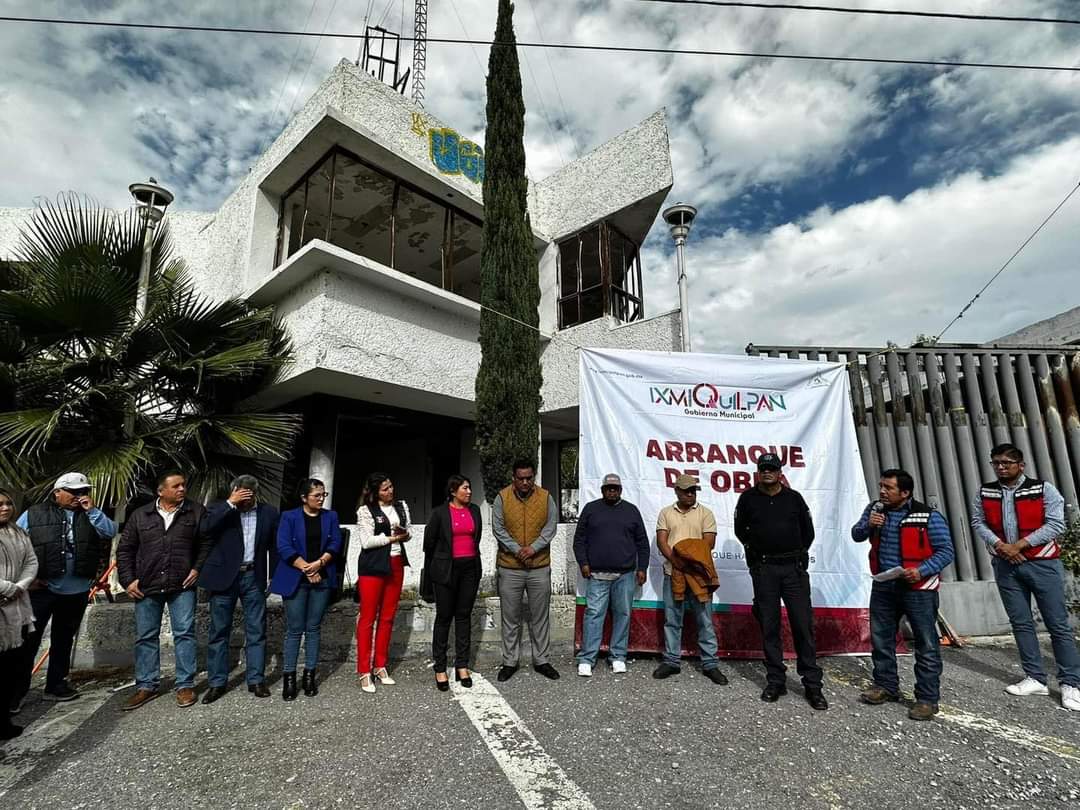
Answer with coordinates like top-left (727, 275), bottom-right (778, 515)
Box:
top-left (423, 474), bottom-right (482, 691)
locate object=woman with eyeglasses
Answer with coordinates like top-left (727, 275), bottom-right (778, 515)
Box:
top-left (355, 472), bottom-right (411, 693)
top-left (423, 474), bottom-right (482, 691)
top-left (0, 488), bottom-right (37, 740)
top-left (269, 478), bottom-right (342, 701)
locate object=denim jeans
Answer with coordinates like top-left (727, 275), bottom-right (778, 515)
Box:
top-left (869, 581), bottom-right (941, 703)
top-left (283, 582), bottom-right (331, 673)
top-left (993, 557), bottom-right (1080, 688)
top-left (134, 589), bottom-right (197, 692)
top-left (207, 570), bottom-right (267, 687)
top-left (577, 571), bottom-right (636, 667)
top-left (662, 574), bottom-right (719, 670)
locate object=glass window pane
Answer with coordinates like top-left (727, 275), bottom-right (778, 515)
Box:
top-left (580, 225), bottom-right (602, 289)
top-left (328, 153), bottom-right (394, 266)
top-left (280, 184), bottom-right (306, 263)
top-left (559, 297), bottom-right (579, 329)
top-left (300, 155), bottom-right (333, 249)
top-left (394, 186), bottom-right (446, 287)
top-left (448, 214), bottom-right (483, 301)
top-left (580, 287), bottom-right (603, 323)
top-left (558, 237), bottom-right (578, 295)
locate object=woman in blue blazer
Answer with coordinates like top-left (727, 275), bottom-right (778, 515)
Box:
top-left (269, 478), bottom-right (342, 701)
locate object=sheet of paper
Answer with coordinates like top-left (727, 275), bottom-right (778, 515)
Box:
top-left (871, 566), bottom-right (906, 583)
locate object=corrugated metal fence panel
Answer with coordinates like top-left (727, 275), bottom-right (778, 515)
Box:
top-left (746, 344), bottom-right (1080, 584)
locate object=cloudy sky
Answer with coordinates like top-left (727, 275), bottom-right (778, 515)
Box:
top-left (0, 0), bottom-right (1078, 352)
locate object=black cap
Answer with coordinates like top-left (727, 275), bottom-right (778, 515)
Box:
top-left (757, 453), bottom-right (782, 470)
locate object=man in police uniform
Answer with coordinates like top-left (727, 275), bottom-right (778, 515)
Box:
top-left (734, 453), bottom-right (826, 709)
top-left (971, 443), bottom-right (1080, 711)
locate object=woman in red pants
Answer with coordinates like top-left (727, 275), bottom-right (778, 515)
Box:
top-left (355, 473), bottom-right (411, 692)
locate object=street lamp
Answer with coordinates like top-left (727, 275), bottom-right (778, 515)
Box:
top-left (129, 178), bottom-right (174, 319)
top-left (662, 203), bottom-right (697, 352)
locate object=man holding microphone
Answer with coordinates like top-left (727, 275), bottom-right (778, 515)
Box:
top-left (851, 469), bottom-right (954, 721)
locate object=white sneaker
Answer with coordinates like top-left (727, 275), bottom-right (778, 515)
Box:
top-left (611, 660), bottom-right (627, 674)
top-left (1062, 684), bottom-right (1080, 711)
top-left (577, 663), bottom-right (593, 677)
top-left (1005, 677), bottom-right (1049, 696)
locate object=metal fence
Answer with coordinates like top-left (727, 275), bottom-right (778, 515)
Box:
top-left (747, 343), bottom-right (1080, 585)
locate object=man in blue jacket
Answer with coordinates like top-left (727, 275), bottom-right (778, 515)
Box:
top-left (851, 469), bottom-right (954, 721)
top-left (198, 475), bottom-right (279, 703)
top-left (573, 474), bottom-right (649, 677)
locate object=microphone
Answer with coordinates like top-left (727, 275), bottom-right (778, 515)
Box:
top-left (869, 500), bottom-right (885, 540)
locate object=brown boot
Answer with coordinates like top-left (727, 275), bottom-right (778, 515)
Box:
top-left (908, 702), bottom-right (939, 721)
top-left (859, 685), bottom-right (900, 705)
top-left (176, 688), bottom-right (196, 708)
top-left (122, 689), bottom-right (159, 712)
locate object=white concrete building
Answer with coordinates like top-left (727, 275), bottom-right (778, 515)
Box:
top-left (0, 60), bottom-right (681, 592)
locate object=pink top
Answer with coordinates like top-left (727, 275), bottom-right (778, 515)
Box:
top-left (449, 505), bottom-right (476, 559)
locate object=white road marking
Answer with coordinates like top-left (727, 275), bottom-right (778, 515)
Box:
top-left (452, 673), bottom-right (596, 810)
top-left (0, 685), bottom-right (113, 799)
top-left (938, 707), bottom-right (1080, 763)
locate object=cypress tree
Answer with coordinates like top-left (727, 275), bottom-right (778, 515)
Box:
top-left (474, 0), bottom-right (542, 502)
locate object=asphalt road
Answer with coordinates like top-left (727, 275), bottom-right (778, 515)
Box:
top-left (1, 639), bottom-right (1078, 809)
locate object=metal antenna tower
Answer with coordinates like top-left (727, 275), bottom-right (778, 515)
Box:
top-left (411, 0), bottom-right (428, 107)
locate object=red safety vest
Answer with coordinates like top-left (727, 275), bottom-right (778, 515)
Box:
top-left (868, 499), bottom-right (941, 591)
top-left (980, 478), bottom-right (1059, 560)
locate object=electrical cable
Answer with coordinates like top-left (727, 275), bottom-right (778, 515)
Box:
top-left (284, 0), bottom-right (341, 122)
top-left (1, 15), bottom-right (1078, 72)
top-left (525, 0), bottom-right (582, 160)
top-left (633, 0), bottom-right (1080, 27)
top-left (933, 178), bottom-right (1080, 343)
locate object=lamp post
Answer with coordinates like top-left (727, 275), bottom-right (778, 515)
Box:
top-left (662, 203), bottom-right (697, 352)
top-left (129, 179), bottom-right (174, 319)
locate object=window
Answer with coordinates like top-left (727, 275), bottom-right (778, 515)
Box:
top-left (274, 146), bottom-right (485, 303)
top-left (556, 221), bottom-right (644, 329)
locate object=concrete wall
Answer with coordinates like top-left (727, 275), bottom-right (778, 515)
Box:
top-left (540, 310), bottom-right (683, 413)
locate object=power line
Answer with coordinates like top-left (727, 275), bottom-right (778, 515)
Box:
top-left (259, 0), bottom-right (321, 157)
top-left (284, 0), bottom-right (341, 123)
top-left (526, 0), bottom-right (582, 160)
top-left (634, 0), bottom-right (1080, 26)
top-left (933, 178), bottom-right (1080, 343)
top-left (2, 15), bottom-right (1080, 72)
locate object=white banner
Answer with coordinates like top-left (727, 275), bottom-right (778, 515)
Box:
top-left (578, 348), bottom-right (871, 621)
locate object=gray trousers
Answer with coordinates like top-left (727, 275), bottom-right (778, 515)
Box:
top-left (498, 566), bottom-right (552, 666)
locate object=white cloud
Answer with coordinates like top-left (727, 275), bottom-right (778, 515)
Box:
top-left (0, 0), bottom-right (1078, 347)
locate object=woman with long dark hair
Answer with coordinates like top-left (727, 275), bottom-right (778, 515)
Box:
top-left (423, 474), bottom-right (482, 691)
top-left (0, 488), bottom-right (37, 739)
top-left (355, 472), bottom-right (411, 693)
top-left (269, 478), bottom-right (342, 701)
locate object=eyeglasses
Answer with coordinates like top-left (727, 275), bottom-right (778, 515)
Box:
top-left (307, 492), bottom-right (328, 499)
top-left (990, 460), bottom-right (1020, 468)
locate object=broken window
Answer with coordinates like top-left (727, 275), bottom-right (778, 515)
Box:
top-left (556, 222), bottom-right (644, 329)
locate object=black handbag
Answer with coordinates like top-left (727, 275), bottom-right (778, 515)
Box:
top-left (419, 566), bottom-right (436, 604)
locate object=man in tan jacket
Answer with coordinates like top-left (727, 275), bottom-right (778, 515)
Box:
top-left (653, 474), bottom-right (728, 685)
top-left (493, 459), bottom-right (560, 682)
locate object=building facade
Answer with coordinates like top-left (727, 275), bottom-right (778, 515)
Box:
top-left (0, 60), bottom-right (682, 593)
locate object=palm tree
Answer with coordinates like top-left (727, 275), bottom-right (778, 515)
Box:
top-left (0, 193), bottom-right (301, 508)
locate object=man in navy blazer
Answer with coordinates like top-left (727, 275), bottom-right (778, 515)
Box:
top-left (198, 475), bottom-right (280, 703)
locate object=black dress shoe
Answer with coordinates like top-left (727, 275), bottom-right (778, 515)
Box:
top-left (282, 673), bottom-right (298, 702)
top-left (761, 684), bottom-right (787, 702)
top-left (496, 665), bottom-right (519, 683)
top-left (455, 669), bottom-right (473, 688)
top-left (201, 686), bottom-right (227, 705)
top-left (248, 682), bottom-right (271, 698)
top-left (302, 669), bottom-right (318, 697)
top-left (435, 675), bottom-right (450, 692)
top-left (652, 663), bottom-right (681, 679)
top-left (703, 668), bottom-right (729, 686)
top-left (805, 688), bottom-right (829, 711)
top-left (533, 663), bottom-right (560, 680)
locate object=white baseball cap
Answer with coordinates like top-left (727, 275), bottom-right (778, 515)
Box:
top-left (53, 472), bottom-right (92, 492)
